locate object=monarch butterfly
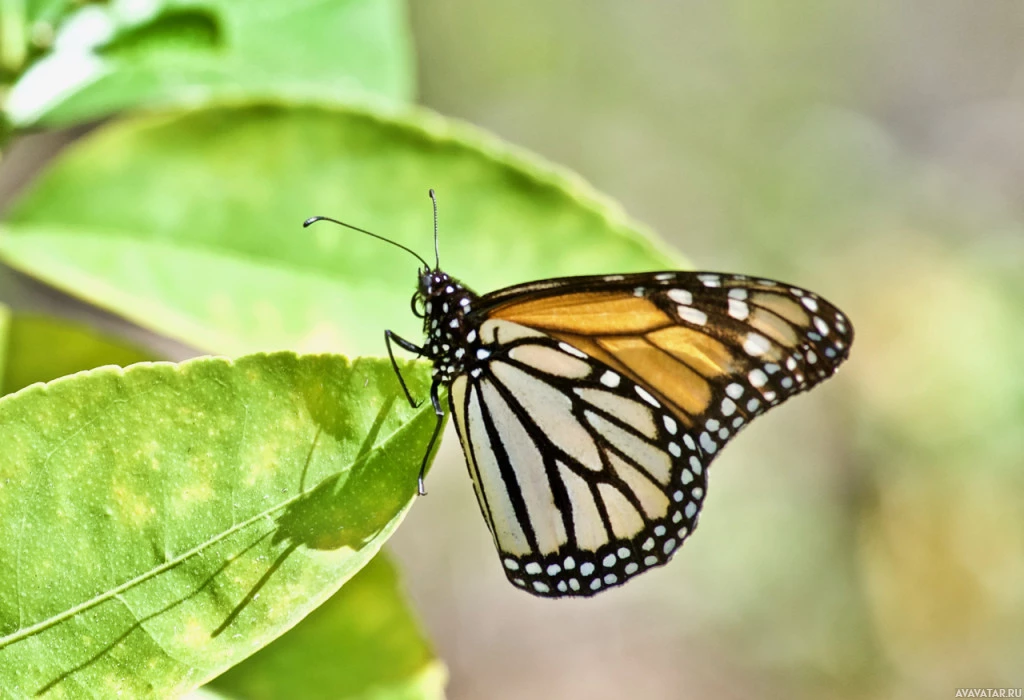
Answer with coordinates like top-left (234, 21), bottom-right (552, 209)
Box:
top-left (305, 191), bottom-right (853, 598)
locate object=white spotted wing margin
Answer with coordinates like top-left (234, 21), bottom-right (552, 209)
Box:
top-left (448, 327), bottom-right (710, 598)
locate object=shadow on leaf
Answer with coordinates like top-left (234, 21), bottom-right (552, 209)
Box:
top-left (212, 388), bottom-right (423, 637)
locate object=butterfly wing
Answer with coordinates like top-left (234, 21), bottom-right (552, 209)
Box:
top-left (451, 271), bottom-right (853, 597)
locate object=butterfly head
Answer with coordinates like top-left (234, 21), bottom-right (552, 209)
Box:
top-left (412, 268), bottom-right (481, 380)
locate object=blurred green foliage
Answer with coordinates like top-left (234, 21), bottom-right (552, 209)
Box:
top-left (0, 103), bottom-right (674, 356)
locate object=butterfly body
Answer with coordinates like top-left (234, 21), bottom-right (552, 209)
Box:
top-left (414, 270), bottom-right (481, 383)
top-left (399, 268), bottom-right (853, 598)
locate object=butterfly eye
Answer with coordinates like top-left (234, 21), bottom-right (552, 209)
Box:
top-left (411, 293), bottom-right (426, 319)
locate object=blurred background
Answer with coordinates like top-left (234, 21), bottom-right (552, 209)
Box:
top-left (393, 2), bottom-right (1024, 699)
top-left (2, 1), bottom-right (1022, 698)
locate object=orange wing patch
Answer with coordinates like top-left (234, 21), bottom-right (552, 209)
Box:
top-left (487, 275), bottom-right (852, 430)
top-left (493, 293), bottom-right (671, 335)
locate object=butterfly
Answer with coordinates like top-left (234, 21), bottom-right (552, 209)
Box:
top-left (305, 191), bottom-right (853, 598)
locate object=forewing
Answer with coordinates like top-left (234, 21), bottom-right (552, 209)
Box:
top-left (481, 271), bottom-right (853, 437)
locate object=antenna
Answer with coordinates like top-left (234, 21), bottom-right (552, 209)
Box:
top-left (303, 215), bottom-right (430, 269)
top-left (428, 189), bottom-right (439, 270)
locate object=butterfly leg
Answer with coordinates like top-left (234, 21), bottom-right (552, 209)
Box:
top-left (385, 329), bottom-right (425, 408)
top-left (417, 377), bottom-right (445, 497)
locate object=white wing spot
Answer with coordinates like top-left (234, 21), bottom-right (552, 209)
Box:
top-left (747, 398), bottom-right (760, 412)
top-left (644, 555), bottom-right (658, 566)
top-left (728, 299), bottom-right (750, 320)
top-left (477, 348), bottom-right (491, 360)
top-left (692, 487), bottom-right (704, 499)
top-left (467, 330), bottom-right (477, 343)
top-left (525, 562), bottom-right (542, 575)
top-left (580, 562), bottom-right (596, 576)
top-left (663, 415), bottom-right (678, 434)
top-left (663, 538), bottom-right (677, 554)
top-left (685, 502), bottom-right (697, 518)
top-left (533, 581), bottom-right (550, 593)
top-left (655, 272), bottom-right (675, 281)
top-left (743, 333), bottom-right (771, 357)
top-left (654, 525), bottom-right (667, 536)
top-left (728, 288), bottom-right (748, 300)
top-left (642, 537), bottom-right (655, 551)
top-left (547, 564), bottom-right (561, 576)
top-left (721, 398), bottom-right (736, 416)
top-left (669, 442), bottom-right (682, 457)
top-left (678, 306), bottom-right (708, 325)
top-left (668, 289), bottom-right (693, 305)
top-left (683, 434), bottom-right (696, 450)
top-left (706, 419), bottom-right (720, 431)
top-left (688, 456), bottom-right (702, 474)
top-left (801, 296), bottom-right (819, 312)
top-left (726, 383), bottom-right (744, 399)
top-left (680, 469), bottom-right (693, 484)
top-left (558, 342), bottom-right (588, 359)
top-left (635, 386), bottom-right (660, 407)
top-left (699, 432), bottom-right (718, 454)
top-left (748, 369), bottom-right (768, 387)
top-left (781, 377), bottom-right (794, 389)
top-left (604, 573), bottom-right (618, 585)
top-left (600, 371), bottom-right (620, 388)
top-left (602, 553), bottom-right (616, 567)
top-left (564, 556), bottom-right (576, 570)
top-left (698, 274), bottom-right (721, 287)
top-left (625, 562), bottom-right (639, 575)
top-left (814, 317), bottom-right (829, 335)
top-left (504, 559), bottom-right (519, 570)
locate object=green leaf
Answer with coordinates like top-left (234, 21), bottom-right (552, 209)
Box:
top-left (208, 551), bottom-right (445, 700)
top-left (0, 352), bottom-right (439, 696)
top-left (1, 313), bottom-right (154, 396)
top-left (4, 0), bottom-right (414, 127)
top-left (0, 305), bottom-right (9, 387)
top-left (0, 103), bottom-right (679, 357)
